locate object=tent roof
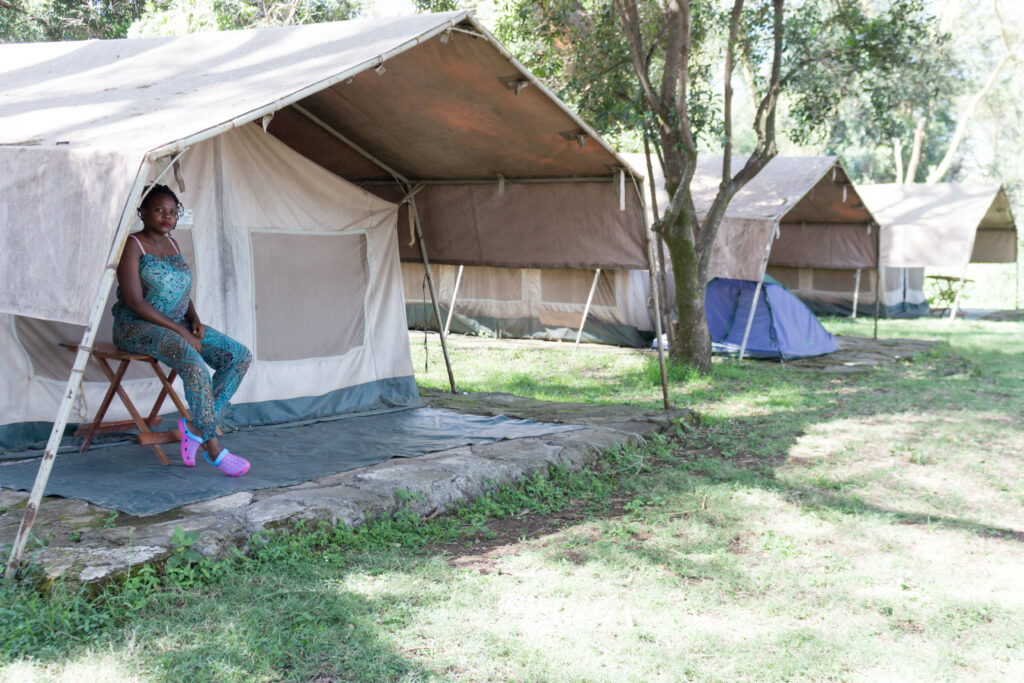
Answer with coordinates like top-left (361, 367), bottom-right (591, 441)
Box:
top-left (623, 153), bottom-right (873, 224)
top-left (0, 12), bottom-right (635, 180)
top-left (859, 183), bottom-right (1017, 267)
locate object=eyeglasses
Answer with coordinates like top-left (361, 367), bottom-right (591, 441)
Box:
top-left (145, 205), bottom-right (184, 217)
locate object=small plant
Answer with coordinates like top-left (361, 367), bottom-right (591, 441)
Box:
top-left (101, 510), bottom-right (119, 529)
top-left (165, 526), bottom-right (203, 569)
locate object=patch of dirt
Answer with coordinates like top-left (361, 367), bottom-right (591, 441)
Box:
top-left (425, 496), bottom-right (631, 570)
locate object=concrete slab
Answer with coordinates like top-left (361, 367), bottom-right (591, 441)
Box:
top-left (0, 391), bottom-right (695, 586)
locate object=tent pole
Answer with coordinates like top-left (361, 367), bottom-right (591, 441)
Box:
top-left (851, 269), bottom-right (861, 319)
top-left (739, 223), bottom-right (778, 362)
top-left (873, 268), bottom-right (881, 339)
top-left (443, 265), bottom-right (464, 338)
top-left (5, 161), bottom-right (153, 580)
top-left (949, 265), bottom-right (969, 322)
top-left (642, 134), bottom-right (674, 349)
top-left (410, 197), bottom-right (457, 393)
top-left (629, 174), bottom-right (670, 410)
top-left (573, 269), bottom-right (601, 356)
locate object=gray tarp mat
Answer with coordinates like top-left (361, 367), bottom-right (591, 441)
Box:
top-left (0, 407), bottom-right (578, 517)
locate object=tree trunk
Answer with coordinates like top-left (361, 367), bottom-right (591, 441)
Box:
top-left (664, 218), bottom-right (711, 372)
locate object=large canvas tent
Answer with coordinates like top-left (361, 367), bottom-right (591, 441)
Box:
top-left (858, 183), bottom-right (1017, 314)
top-left (0, 12), bottom-right (659, 573)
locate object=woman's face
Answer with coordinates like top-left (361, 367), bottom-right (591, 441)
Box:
top-left (139, 194), bottom-right (179, 235)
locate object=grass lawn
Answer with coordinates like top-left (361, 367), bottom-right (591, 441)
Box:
top-left (3, 319), bottom-right (1024, 681)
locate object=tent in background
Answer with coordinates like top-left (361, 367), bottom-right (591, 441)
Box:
top-left (706, 276), bottom-right (838, 360)
top-left (858, 183), bottom-right (1017, 316)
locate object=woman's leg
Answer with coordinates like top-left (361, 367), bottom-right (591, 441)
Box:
top-left (197, 326), bottom-right (252, 425)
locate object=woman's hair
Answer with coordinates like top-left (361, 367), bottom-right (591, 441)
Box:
top-left (139, 184), bottom-right (183, 212)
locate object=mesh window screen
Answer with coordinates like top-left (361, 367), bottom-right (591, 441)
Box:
top-left (252, 232), bottom-right (367, 361)
top-left (540, 269), bottom-right (616, 306)
top-left (14, 229), bottom-right (197, 381)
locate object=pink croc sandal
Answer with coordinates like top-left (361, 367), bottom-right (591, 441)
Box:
top-left (205, 448), bottom-right (250, 477)
top-left (178, 418), bottom-right (202, 467)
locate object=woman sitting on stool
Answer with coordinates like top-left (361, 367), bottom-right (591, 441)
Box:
top-left (113, 183), bottom-right (252, 476)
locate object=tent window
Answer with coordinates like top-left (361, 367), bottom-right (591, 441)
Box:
top-left (14, 229), bottom-right (198, 382)
top-left (461, 267), bottom-right (524, 302)
top-left (251, 232), bottom-right (367, 361)
top-left (540, 269), bottom-right (616, 307)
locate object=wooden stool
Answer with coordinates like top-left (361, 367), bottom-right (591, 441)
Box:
top-left (61, 341), bottom-right (191, 465)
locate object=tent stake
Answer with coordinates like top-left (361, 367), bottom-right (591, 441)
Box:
top-left (411, 197), bottom-right (457, 393)
top-left (573, 269), bottom-right (601, 356)
top-left (5, 160), bottom-right (154, 580)
top-left (629, 174), bottom-right (670, 409)
top-left (444, 265), bottom-right (464, 337)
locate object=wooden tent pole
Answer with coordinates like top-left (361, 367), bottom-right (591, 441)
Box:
top-left (444, 265), bottom-right (464, 338)
top-left (643, 133), bottom-right (674, 349)
top-left (573, 269), bottom-right (601, 356)
top-left (6, 160), bottom-right (155, 580)
top-left (628, 174), bottom-right (670, 409)
top-left (410, 197), bottom-right (457, 393)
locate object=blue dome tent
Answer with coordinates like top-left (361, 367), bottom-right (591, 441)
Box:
top-left (705, 276), bottom-right (838, 361)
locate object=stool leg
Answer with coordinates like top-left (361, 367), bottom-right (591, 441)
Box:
top-left (99, 357), bottom-right (170, 466)
top-left (79, 359), bottom-right (131, 452)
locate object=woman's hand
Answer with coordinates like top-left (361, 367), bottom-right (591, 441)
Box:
top-left (190, 319), bottom-right (206, 341)
top-left (180, 327), bottom-right (203, 353)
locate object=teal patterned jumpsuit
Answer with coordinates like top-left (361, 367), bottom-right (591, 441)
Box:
top-left (113, 235), bottom-right (251, 442)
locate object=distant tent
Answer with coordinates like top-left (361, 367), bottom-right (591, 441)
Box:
top-left (705, 276), bottom-right (838, 361)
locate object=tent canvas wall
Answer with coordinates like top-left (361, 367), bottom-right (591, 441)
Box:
top-left (0, 12), bottom-right (652, 454)
top-left (401, 264), bottom-right (656, 347)
top-left (706, 276), bottom-right (838, 360)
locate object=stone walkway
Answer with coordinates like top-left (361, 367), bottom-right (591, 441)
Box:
top-left (0, 392), bottom-right (695, 585)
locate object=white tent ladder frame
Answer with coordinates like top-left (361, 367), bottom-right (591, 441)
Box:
top-left (291, 102), bottom-right (456, 391)
top-left (572, 268), bottom-right (601, 356)
top-left (443, 265), bottom-right (464, 337)
top-left (851, 269), bottom-right (861, 319)
top-left (5, 157), bottom-right (158, 580)
top-left (629, 175), bottom-right (670, 410)
top-left (738, 222), bottom-right (779, 362)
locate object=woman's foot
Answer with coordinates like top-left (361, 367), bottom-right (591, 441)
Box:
top-left (205, 446), bottom-right (250, 477)
top-left (178, 418), bottom-right (201, 467)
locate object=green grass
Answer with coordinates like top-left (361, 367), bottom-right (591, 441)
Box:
top-left (4, 320), bottom-right (1024, 681)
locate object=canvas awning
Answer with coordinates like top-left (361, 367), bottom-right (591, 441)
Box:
top-left (0, 11), bottom-right (647, 327)
top-left (859, 183), bottom-right (1017, 268)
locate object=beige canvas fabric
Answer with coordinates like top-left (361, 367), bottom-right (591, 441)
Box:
top-left (0, 12), bottom-right (645, 327)
top-left (860, 183), bottom-right (1017, 267)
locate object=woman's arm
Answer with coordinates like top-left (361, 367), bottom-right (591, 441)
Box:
top-left (184, 299), bottom-right (206, 340)
top-left (116, 239), bottom-right (202, 352)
